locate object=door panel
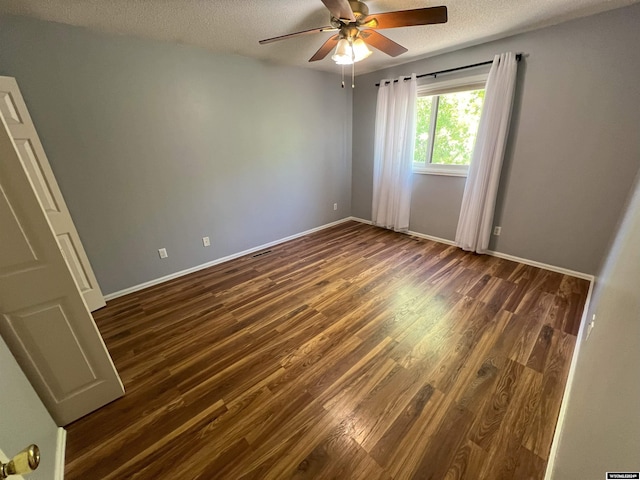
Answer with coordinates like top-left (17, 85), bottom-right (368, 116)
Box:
top-left (0, 76), bottom-right (105, 311)
top-left (5, 302), bottom-right (99, 399)
top-left (13, 138), bottom-right (60, 213)
top-left (0, 187), bottom-right (39, 270)
top-left (57, 233), bottom-right (93, 293)
top-left (0, 112), bottom-right (124, 426)
top-left (0, 89), bottom-right (23, 124)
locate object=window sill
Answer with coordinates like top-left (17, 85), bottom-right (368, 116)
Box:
top-left (413, 164), bottom-right (469, 177)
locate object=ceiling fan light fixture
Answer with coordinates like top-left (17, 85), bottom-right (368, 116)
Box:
top-left (331, 37), bottom-right (372, 65)
top-left (352, 37), bottom-right (372, 61)
top-left (331, 38), bottom-right (353, 64)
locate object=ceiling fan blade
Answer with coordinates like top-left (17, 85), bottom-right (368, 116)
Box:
top-left (259, 26), bottom-right (336, 45)
top-left (360, 31), bottom-right (407, 57)
top-left (364, 6), bottom-right (448, 30)
top-left (309, 35), bottom-right (340, 62)
top-left (321, 0), bottom-right (356, 22)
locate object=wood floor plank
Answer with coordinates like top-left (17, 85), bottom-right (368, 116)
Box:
top-left (410, 401), bottom-right (475, 480)
top-left (292, 423), bottom-right (391, 480)
top-left (345, 363), bottom-right (429, 451)
top-left (526, 324), bottom-right (555, 372)
top-left (369, 383), bottom-right (435, 465)
top-left (477, 365), bottom-right (543, 479)
top-left (444, 440), bottom-right (487, 480)
top-left (469, 358), bottom-right (524, 450)
top-left (64, 221), bottom-right (589, 479)
top-left (512, 445), bottom-right (547, 480)
top-left (522, 328), bottom-right (576, 459)
top-left (509, 314), bottom-right (546, 365)
top-left (384, 389), bottom-right (448, 478)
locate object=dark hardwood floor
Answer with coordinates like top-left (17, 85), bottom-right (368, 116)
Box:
top-left (65, 221), bottom-right (589, 479)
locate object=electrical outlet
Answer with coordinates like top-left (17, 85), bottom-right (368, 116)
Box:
top-left (202, 236), bottom-right (211, 247)
top-left (493, 226), bottom-right (502, 236)
top-left (333, 203), bottom-right (338, 211)
top-left (158, 248), bottom-right (168, 259)
top-left (586, 314), bottom-right (596, 340)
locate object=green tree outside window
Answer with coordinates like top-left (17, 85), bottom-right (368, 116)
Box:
top-left (415, 89), bottom-right (485, 166)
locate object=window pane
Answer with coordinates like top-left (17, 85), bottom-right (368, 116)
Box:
top-left (414, 95), bottom-right (433, 163)
top-left (431, 89), bottom-right (485, 165)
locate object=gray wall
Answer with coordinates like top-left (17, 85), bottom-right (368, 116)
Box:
top-left (551, 173), bottom-right (640, 478)
top-left (0, 15), bottom-right (352, 295)
top-left (352, 4), bottom-right (640, 275)
top-left (0, 335), bottom-right (59, 480)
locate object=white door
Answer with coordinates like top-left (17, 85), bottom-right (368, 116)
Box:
top-left (1, 335), bottom-right (63, 480)
top-left (0, 76), bottom-right (105, 311)
top-left (0, 112), bottom-right (124, 426)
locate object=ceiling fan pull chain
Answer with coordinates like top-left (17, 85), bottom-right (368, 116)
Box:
top-left (351, 38), bottom-right (356, 88)
top-left (352, 61), bottom-right (355, 88)
top-left (341, 64), bottom-right (345, 88)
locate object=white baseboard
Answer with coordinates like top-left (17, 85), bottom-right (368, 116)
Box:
top-left (349, 216), bottom-right (372, 225)
top-left (485, 250), bottom-right (594, 281)
top-left (104, 218), bottom-right (353, 301)
top-left (55, 427), bottom-right (66, 480)
top-left (349, 217), bottom-right (594, 281)
top-left (349, 217), bottom-right (457, 246)
top-left (408, 229), bottom-right (457, 246)
top-left (543, 278), bottom-right (595, 480)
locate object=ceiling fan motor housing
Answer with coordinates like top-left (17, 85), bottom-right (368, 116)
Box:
top-left (349, 1), bottom-right (369, 21)
top-left (330, 1), bottom-right (370, 39)
top-left (331, 1), bottom-right (369, 25)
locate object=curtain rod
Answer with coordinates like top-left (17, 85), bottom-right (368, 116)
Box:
top-left (375, 53), bottom-right (523, 87)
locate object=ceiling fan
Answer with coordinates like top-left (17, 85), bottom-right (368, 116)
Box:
top-left (259, 0), bottom-right (448, 65)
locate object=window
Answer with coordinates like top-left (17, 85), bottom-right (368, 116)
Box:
top-left (413, 74), bottom-right (487, 176)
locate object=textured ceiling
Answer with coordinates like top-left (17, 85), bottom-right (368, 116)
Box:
top-left (1, 0), bottom-right (639, 74)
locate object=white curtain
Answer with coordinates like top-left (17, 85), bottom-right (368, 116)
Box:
top-left (372, 74), bottom-right (417, 232)
top-left (455, 52), bottom-right (518, 253)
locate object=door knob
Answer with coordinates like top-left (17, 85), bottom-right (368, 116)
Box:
top-left (1, 445), bottom-right (40, 478)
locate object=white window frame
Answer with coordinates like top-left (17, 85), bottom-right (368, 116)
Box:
top-left (413, 73), bottom-right (489, 177)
